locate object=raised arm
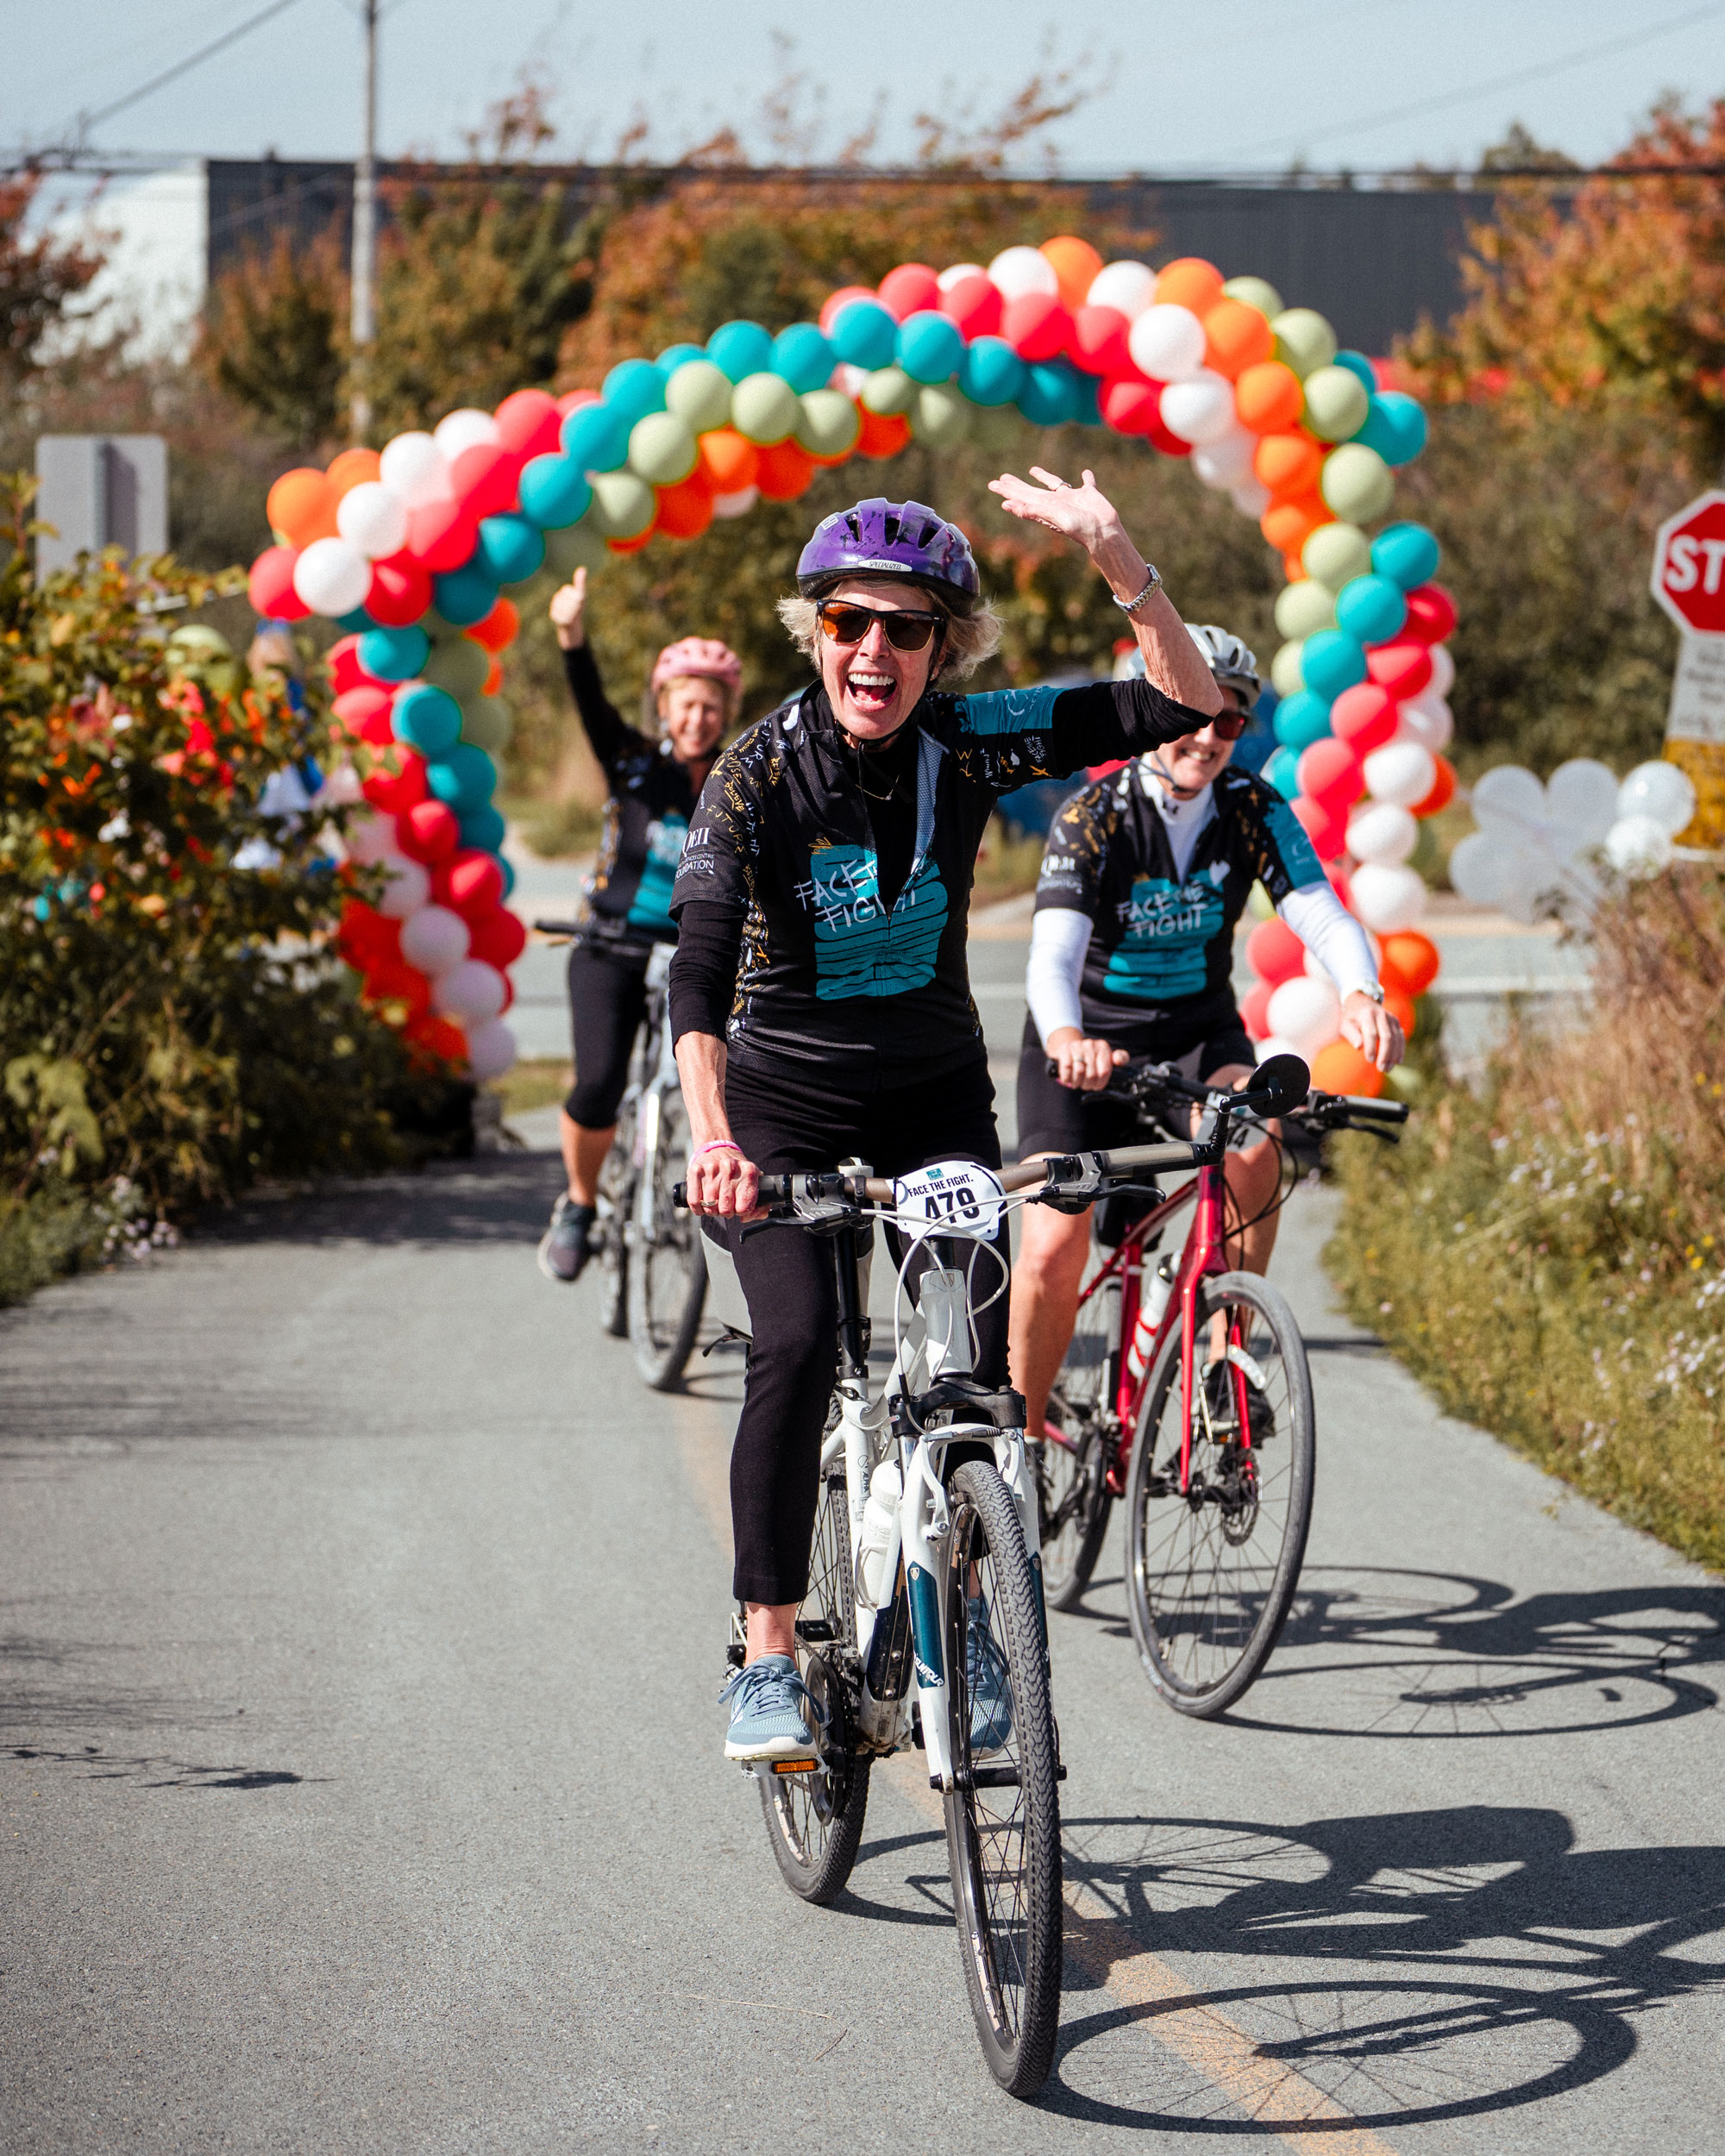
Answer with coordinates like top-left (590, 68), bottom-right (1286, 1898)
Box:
top-left (549, 567), bottom-right (643, 773)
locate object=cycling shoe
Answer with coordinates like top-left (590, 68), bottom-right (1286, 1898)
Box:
top-left (719, 1654), bottom-right (824, 1761)
top-left (537, 1195), bottom-right (596, 1282)
top-left (1204, 1357), bottom-right (1274, 1442)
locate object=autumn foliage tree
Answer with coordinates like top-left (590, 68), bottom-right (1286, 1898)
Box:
top-left (0, 169), bottom-right (103, 390)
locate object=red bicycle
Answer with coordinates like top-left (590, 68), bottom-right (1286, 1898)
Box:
top-left (1032, 1054), bottom-right (1408, 1717)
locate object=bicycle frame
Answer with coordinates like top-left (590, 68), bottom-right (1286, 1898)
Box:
top-left (630, 943), bottom-right (682, 1226)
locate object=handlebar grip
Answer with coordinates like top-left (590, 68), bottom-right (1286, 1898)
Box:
top-left (1341, 1096), bottom-right (1409, 1121)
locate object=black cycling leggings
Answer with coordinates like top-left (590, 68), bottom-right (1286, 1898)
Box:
top-left (712, 1051), bottom-right (1010, 1607)
top-left (564, 942), bottom-right (649, 1128)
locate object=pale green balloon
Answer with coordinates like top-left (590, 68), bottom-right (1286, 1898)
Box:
top-left (911, 382), bottom-right (972, 448)
top-left (1271, 307), bottom-right (1338, 379)
top-left (729, 370), bottom-right (801, 444)
top-left (859, 366), bottom-right (916, 417)
top-left (1320, 442), bottom-right (1395, 524)
top-left (422, 636), bottom-right (490, 699)
top-left (589, 470), bottom-right (657, 540)
top-left (1302, 520), bottom-right (1372, 587)
top-left (1274, 579), bottom-right (1338, 641)
top-left (1302, 364), bottom-right (1371, 443)
top-left (1220, 274), bottom-right (1283, 320)
top-left (423, 607), bottom-right (469, 643)
top-left (664, 359), bottom-right (734, 435)
top-left (627, 410), bottom-right (698, 486)
top-left (544, 518), bottom-right (611, 576)
top-left (795, 388), bottom-right (861, 461)
top-left (1270, 638), bottom-right (1307, 697)
top-left (460, 695), bottom-right (512, 754)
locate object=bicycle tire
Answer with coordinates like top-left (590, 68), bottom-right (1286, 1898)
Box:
top-left (594, 1101), bottom-right (632, 1338)
top-left (627, 1090), bottom-right (707, 1390)
top-left (943, 1460), bottom-right (1063, 2099)
top-left (1124, 1270), bottom-right (1314, 1718)
top-left (760, 1470), bottom-right (870, 1904)
top-left (1034, 1431), bottom-right (1112, 1612)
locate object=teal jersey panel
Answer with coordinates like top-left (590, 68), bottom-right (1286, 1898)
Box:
top-left (807, 843), bottom-right (949, 1000)
top-left (955, 682), bottom-right (1063, 738)
top-left (1101, 865), bottom-right (1230, 1001)
top-left (624, 812), bottom-right (689, 935)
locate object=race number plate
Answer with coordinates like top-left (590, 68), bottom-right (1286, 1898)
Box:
top-left (891, 1158), bottom-right (1006, 1242)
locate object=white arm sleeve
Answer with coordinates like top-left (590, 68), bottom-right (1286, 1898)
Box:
top-left (1025, 909), bottom-right (1093, 1047)
top-left (1278, 881), bottom-right (1380, 998)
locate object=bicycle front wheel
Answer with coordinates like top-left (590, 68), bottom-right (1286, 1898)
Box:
top-left (944, 1460), bottom-right (1063, 2100)
top-left (627, 1089), bottom-right (707, 1390)
top-left (1124, 1271), bottom-right (1314, 1718)
top-left (594, 1101), bottom-right (633, 1338)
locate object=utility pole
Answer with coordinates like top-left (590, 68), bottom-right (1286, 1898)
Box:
top-left (349, 0), bottom-right (378, 442)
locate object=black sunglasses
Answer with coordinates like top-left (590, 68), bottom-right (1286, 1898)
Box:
top-left (816, 601), bottom-right (945, 653)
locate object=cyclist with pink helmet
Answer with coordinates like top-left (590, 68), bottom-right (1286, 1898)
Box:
top-left (538, 567), bottom-right (743, 1283)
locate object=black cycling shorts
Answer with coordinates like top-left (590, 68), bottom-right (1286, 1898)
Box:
top-left (1014, 1010), bottom-right (1257, 1159)
top-left (564, 940), bottom-right (649, 1128)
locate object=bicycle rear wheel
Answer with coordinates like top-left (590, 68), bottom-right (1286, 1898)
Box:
top-left (760, 1469), bottom-right (870, 1904)
top-left (1124, 1271), bottom-right (1314, 1718)
top-left (943, 1460), bottom-right (1063, 2100)
top-left (594, 1100), bottom-right (633, 1338)
top-left (1037, 1270), bottom-right (1120, 1609)
top-left (627, 1089), bottom-right (707, 1389)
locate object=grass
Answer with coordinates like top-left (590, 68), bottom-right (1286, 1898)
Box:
top-left (492, 1058), bottom-right (572, 1120)
top-left (973, 816), bottom-right (1048, 905)
top-left (499, 794), bottom-right (605, 862)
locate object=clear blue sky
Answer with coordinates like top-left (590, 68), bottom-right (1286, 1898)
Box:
top-left (3, 0), bottom-right (1722, 175)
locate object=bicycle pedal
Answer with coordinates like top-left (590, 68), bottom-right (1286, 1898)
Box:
top-left (769, 1757), bottom-right (821, 1777)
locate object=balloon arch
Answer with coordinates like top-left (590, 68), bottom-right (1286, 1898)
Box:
top-left (249, 235), bottom-right (1458, 1089)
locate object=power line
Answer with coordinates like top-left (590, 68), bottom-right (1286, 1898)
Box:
top-left (63, 0), bottom-right (303, 148)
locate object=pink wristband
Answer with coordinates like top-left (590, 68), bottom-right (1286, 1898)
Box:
top-left (693, 1139), bottom-right (742, 1161)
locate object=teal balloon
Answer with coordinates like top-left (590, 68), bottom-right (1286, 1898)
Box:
top-left (656, 342), bottom-right (706, 371)
top-left (431, 563), bottom-right (499, 627)
top-left (829, 298), bottom-right (899, 371)
top-left (392, 683), bottom-right (462, 756)
top-left (460, 805), bottom-right (507, 856)
top-left (1334, 573), bottom-right (1408, 646)
top-left (1069, 368), bottom-right (1101, 426)
top-left (496, 852), bottom-right (516, 899)
top-left (426, 742), bottom-right (497, 812)
top-left (1333, 349), bottom-right (1377, 394)
top-left (358, 625), bottom-right (428, 682)
top-left (603, 358), bottom-right (668, 425)
top-left (706, 319), bottom-right (775, 383)
top-left (1301, 629), bottom-right (1369, 702)
top-left (517, 453), bottom-right (592, 531)
top-left (1272, 689), bottom-right (1333, 752)
top-left (335, 607), bottom-right (374, 634)
top-left (771, 322), bottom-right (835, 393)
top-left (960, 335), bottom-right (1026, 406)
top-left (1018, 360), bottom-right (1082, 427)
top-left (1371, 521), bottom-right (1441, 591)
top-left (560, 401), bottom-right (629, 472)
top-left (473, 514), bottom-right (544, 589)
top-left (896, 310), bottom-right (965, 385)
top-left (1264, 744), bottom-right (1302, 798)
top-left (1356, 391), bottom-right (1428, 467)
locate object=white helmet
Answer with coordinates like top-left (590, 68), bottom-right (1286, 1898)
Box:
top-left (1117, 624), bottom-right (1260, 704)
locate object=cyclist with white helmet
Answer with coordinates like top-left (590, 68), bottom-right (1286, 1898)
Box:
top-left (670, 467), bottom-right (1233, 1762)
top-left (538, 567), bottom-right (743, 1282)
top-left (1007, 621), bottom-right (1404, 1443)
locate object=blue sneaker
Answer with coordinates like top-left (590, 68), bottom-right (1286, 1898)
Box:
top-left (965, 1596), bottom-right (1014, 1755)
top-left (719, 1654), bottom-right (823, 1762)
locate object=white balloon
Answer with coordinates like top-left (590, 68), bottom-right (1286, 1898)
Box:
top-left (433, 958), bottom-right (508, 1025)
top-left (1544, 759), bottom-right (1621, 853)
top-left (376, 854), bottom-right (430, 919)
top-left (316, 762), bottom-right (364, 807)
top-left (344, 811), bottom-right (397, 866)
top-left (1446, 830), bottom-right (1504, 906)
top-left (1471, 763), bottom-right (1546, 823)
top-left (465, 1018), bottom-right (518, 1082)
top-left (1350, 861), bottom-right (1428, 934)
top-left (1617, 760), bottom-right (1697, 837)
top-left (1426, 643), bottom-right (1455, 697)
top-left (336, 479), bottom-right (408, 561)
top-left (1159, 370), bottom-right (1239, 446)
top-left (1347, 801), bottom-right (1418, 867)
top-left (987, 245), bottom-right (1059, 301)
top-left (1127, 304), bottom-right (1208, 384)
top-left (1266, 975), bottom-right (1343, 1059)
top-left (433, 408), bottom-right (502, 459)
top-left (1255, 1033), bottom-right (1304, 1065)
top-left (398, 902), bottom-right (472, 978)
top-left (829, 361), bottom-right (869, 399)
top-left (712, 486), bottom-right (760, 520)
top-left (379, 431), bottom-right (451, 509)
top-left (1191, 428), bottom-right (1257, 488)
top-left (1230, 478), bottom-right (1273, 518)
top-left (1363, 742), bottom-right (1436, 809)
top-left (1495, 840), bottom-right (1569, 924)
top-left (1396, 693), bottom-right (1453, 753)
top-left (937, 262), bottom-right (985, 291)
top-left (1605, 813), bottom-right (1676, 879)
top-left (292, 536), bottom-right (372, 618)
top-left (1087, 260), bottom-right (1157, 317)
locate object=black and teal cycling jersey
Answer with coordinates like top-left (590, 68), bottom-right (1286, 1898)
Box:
top-left (668, 672), bottom-right (1211, 1079)
top-left (563, 645), bottom-right (698, 943)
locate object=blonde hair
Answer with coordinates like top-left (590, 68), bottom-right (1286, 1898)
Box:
top-left (644, 674), bottom-right (743, 730)
top-left (777, 590), bottom-right (1003, 683)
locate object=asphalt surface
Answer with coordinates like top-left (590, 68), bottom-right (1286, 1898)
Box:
top-left (3, 938), bottom-right (1721, 2153)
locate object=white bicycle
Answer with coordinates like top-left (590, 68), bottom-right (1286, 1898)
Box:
top-left (687, 1131), bottom-right (1211, 2098)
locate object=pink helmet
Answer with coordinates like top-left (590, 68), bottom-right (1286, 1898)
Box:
top-left (650, 636), bottom-right (743, 696)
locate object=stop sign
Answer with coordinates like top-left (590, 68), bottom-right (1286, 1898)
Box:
top-left (1652, 490), bottom-right (1725, 635)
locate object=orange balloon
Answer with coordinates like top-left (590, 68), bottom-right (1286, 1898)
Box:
top-left (697, 428), bottom-right (759, 496)
top-left (756, 439), bottom-right (816, 502)
top-left (406, 1011), bottom-right (468, 1064)
top-left (608, 522), bottom-right (656, 555)
top-left (1040, 235), bottom-right (1105, 313)
top-left (1380, 929), bottom-right (1440, 997)
top-left (1253, 430), bottom-right (1325, 498)
top-left (1383, 986), bottom-right (1416, 1036)
top-left (467, 596), bottom-right (519, 653)
top-left (1261, 493), bottom-right (1328, 554)
top-left (326, 447), bottom-right (382, 497)
top-left (856, 406), bottom-right (911, 460)
top-left (1202, 298), bottom-right (1274, 379)
top-left (267, 467), bottom-right (339, 546)
top-left (1283, 553), bottom-right (1308, 583)
top-left (1233, 360), bottom-right (1305, 435)
top-left (656, 471), bottom-right (715, 540)
top-left (1412, 753), bottom-right (1457, 818)
top-left (1310, 1039), bottom-right (1386, 1098)
top-left (1153, 258), bottom-right (1225, 314)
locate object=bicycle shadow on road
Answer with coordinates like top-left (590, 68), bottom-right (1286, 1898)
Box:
top-left (187, 1151), bottom-right (565, 1252)
top-left (1049, 1801), bottom-right (1725, 2134)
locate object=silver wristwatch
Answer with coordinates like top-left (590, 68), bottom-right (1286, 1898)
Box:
top-left (1356, 983), bottom-right (1386, 1005)
top-left (1113, 565), bottom-right (1163, 617)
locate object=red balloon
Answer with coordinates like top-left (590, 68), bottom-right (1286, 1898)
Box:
top-left (334, 686), bottom-right (395, 746)
top-left (405, 493), bottom-right (478, 572)
top-left (363, 752), bottom-right (429, 817)
top-left (1292, 792), bottom-right (1349, 862)
top-left (327, 634), bottom-right (367, 694)
top-left (336, 899), bottom-right (398, 968)
top-left (248, 544), bottom-right (309, 620)
top-left (819, 283), bottom-right (876, 334)
top-left (1297, 738), bottom-right (1364, 807)
top-left (1329, 681), bottom-right (1399, 755)
top-left (877, 263), bottom-right (941, 321)
top-left (1365, 641), bottom-right (1434, 700)
top-left (495, 388), bottom-right (562, 459)
top-left (448, 441), bottom-right (521, 521)
top-left (366, 552), bottom-right (433, 627)
top-left (1245, 915), bottom-right (1307, 987)
top-left (1144, 401), bottom-right (1194, 457)
top-left (1069, 304), bottom-right (1131, 376)
top-left (467, 906), bottom-right (528, 970)
top-left (938, 273), bottom-right (1001, 338)
top-left (1000, 291), bottom-right (1071, 362)
top-left (1239, 978), bottom-right (1274, 1041)
top-left (1100, 376), bottom-right (1159, 435)
top-left (361, 954), bottom-right (433, 1021)
top-left (398, 799), bottom-right (461, 866)
top-left (1402, 582), bottom-right (1458, 645)
top-left (434, 849), bottom-right (505, 920)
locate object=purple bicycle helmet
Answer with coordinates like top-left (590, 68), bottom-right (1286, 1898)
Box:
top-left (796, 498), bottom-right (982, 615)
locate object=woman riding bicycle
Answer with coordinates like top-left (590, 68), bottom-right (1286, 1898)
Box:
top-left (537, 567), bottom-right (742, 1282)
top-left (1007, 625), bottom-right (1404, 1443)
top-left (672, 469), bottom-right (1233, 1762)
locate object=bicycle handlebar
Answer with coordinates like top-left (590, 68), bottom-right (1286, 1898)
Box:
top-left (1049, 1052), bottom-right (1409, 1137)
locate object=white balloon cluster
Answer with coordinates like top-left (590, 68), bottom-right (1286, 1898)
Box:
top-left (1449, 759), bottom-right (1698, 924)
